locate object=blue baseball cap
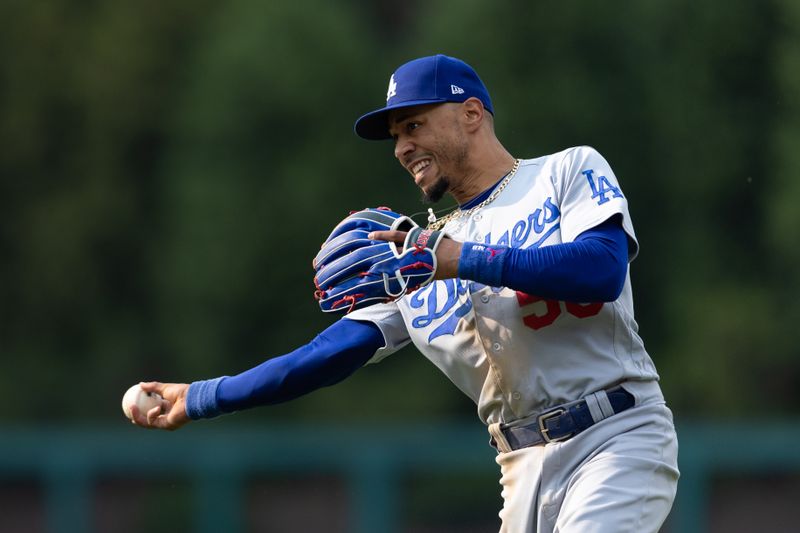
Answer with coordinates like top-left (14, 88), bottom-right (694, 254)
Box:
top-left (354, 54), bottom-right (494, 140)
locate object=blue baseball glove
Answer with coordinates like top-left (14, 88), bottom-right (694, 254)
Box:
top-left (313, 208), bottom-right (446, 313)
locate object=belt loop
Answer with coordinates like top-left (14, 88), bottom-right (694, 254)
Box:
top-left (584, 390), bottom-right (616, 424)
top-left (488, 422), bottom-right (513, 453)
top-left (596, 390), bottom-right (615, 418)
top-left (584, 392), bottom-right (605, 423)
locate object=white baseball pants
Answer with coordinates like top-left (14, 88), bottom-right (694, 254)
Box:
top-left (493, 401), bottom-right (679, 532)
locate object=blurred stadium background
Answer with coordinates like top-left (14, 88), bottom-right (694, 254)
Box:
top-left (2, 0), bottom-right (799, 531)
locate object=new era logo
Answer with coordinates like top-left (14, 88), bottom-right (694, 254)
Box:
top-left (451, 84), bottom-right (465, 95)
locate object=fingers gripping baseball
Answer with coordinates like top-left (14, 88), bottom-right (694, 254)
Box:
top-left (313, 208), bottom-right (446, 313)
top-left (129, 381), bottom-right (191, 431)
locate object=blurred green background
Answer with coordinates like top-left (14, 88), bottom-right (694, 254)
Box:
top-left (2, 0), bottom-right (799, 532)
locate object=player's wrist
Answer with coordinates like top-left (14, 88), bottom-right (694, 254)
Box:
top-left (185, 377), bottom-right (229, 420)
top-left (457, 242), bottom-right (508, 286)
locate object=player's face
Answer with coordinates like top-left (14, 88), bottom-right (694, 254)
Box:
top-left (388, 103), bottom-right (469, 203)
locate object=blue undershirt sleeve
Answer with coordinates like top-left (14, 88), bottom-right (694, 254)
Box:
top-left (185, 318), bottom-right (385, 420)
top-left (457, 217), bottom-right (629, 302)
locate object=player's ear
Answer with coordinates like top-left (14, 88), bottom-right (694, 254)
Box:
top-left (461, 97), bottom-right (485, 132)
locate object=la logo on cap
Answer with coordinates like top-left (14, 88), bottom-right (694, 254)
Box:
top-left (386, 75), bottom-right (397, 101)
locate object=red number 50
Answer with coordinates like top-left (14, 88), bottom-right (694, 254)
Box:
top-left (515, 292), bottom-right (603, 330)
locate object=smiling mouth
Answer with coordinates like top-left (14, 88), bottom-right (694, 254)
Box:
top-left (409, 159), bottom-right (432, 181)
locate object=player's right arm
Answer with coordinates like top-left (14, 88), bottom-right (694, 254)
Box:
top-left (130, 318), bottom-right (385, 431)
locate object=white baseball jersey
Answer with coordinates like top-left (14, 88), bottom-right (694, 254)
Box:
top-left (346, 146), bottom-right (660, 426)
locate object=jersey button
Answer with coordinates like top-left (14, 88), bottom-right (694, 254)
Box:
top-left (492, 342), bottom-right (502, 351)
top-left (474, 214), bottom-right (482, 221)
top-left (480, 294), bottom-right (490, 303)
top-left (512, 391), bottom-right (522, 401)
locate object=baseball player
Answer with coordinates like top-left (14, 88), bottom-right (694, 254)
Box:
top-left (131, 54), bottom-right (679, 532)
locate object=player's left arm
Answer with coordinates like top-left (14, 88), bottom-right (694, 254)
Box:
top-left (457, 215), bottom-right (628, 301)
top-left (370, 215), bottom-right (628, 302)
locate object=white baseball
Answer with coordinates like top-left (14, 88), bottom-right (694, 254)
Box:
top-left (122, 384), bottom-right (164, 420)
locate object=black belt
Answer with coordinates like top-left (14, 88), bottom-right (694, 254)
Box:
top-left (493, 386), bottom-right (635, 451)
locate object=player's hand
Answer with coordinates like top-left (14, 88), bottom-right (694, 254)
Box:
top-left (368, 230), bottom-right (463, 280)
top-left (129, 381), bottom-right (191, 431)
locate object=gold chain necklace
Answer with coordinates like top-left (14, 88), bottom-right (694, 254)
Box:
top-left (426, 158), bottom-right (521, 231)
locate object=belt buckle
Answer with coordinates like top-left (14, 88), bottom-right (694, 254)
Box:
top-left (537, 408), bottom-right (571, 443)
